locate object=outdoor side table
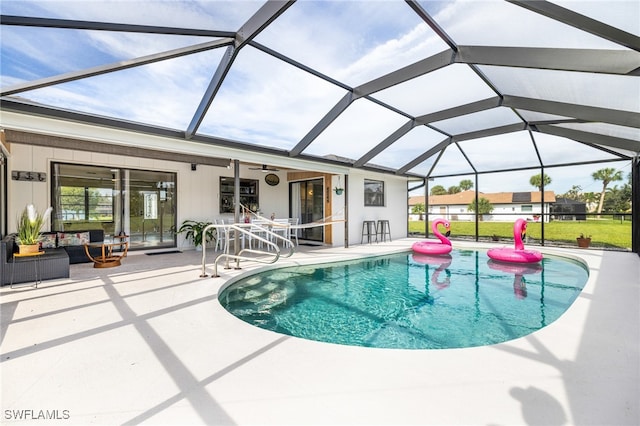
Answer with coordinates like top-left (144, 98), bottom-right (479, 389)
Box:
top-left (84, 237), bottom-right (129, 268)
top-left (11, 251), bottom-right (45, 289)
top-left (112, 234), bottom-right (130, 257)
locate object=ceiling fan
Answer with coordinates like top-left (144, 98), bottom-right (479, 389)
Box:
top-left (249, 164), bottom-right (280, 172)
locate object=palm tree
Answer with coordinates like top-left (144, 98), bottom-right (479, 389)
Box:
top-left (529, 173), bottom-right (552, 192)
top-left (582, 192), bottom-right (599, 213)
top-left (561, 185), bottom-right (582, 201)
top-left (592, 168), bottom-right (623, 215)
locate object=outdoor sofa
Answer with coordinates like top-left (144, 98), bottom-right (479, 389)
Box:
top-left (0, 230), bottom-right (104, 285)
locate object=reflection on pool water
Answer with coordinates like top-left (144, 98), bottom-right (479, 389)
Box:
top-left (218, 250), bottom-right (589, 349)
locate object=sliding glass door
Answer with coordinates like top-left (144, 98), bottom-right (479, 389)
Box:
top-left (126, 169), bottom-right (176, 248)
top-left (52, 163), bottom-right (176, 250)
top-left (0, 151), bottom-right (6, 237)
top-left (290, 178), bottom-right (324, 242)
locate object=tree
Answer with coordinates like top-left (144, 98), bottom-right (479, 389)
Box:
top-left (411, 203), bottom-right (425, 220)
top-left (467, 197), bottom-right (494, 220)
top-left (592, 168), bottom-right (623, 215)
top-left (603, 173), bottom-right (632, 213)
top-left (561, 185), bottom-right (582, 201)
top-left (582, 192), bottom-right (599, 213)
top-left (60, 186), bottom-right (86, 220)
top-left (459, 179), bottom-right (473, 191)
top-left (59, 186), bottom-right (109, 221)
top-left (529, 173), bottom-right (552, 191)
top-left (430, 185), bottom-right (447, 195)
top-left (603, 185), bottom-right (631, 213)
top-left (447, 185), bottom-right (461, 194)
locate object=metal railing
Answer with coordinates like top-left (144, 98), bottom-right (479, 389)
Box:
top-left (410, 212), bottom-right (633, 251)
top-left (200, 222), bottom-right (295, 278)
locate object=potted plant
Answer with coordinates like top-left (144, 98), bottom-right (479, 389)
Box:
top-left (16, 204), bottom-right (52, 254)
top-left (177, 220), bottom-right (216, 250)
top-left (333, 176), bottom-right (344, 195)
top-left (576, 233), bottom-right (592, 248)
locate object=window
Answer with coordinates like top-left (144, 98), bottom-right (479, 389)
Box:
top-left (52, 163), bottom-right (177, 249)
top-left (56, 168), bottom-right (115, 222)
top-left (521, 205), bottom-right (533, 212)
top-left (220, 177), bottom-right (259, 213)
top-left (364, 179), bottom-right (384, 206)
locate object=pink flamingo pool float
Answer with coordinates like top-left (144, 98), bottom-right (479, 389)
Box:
top-left (413, 253), bottom-right (453, 289)
top-left (412, 218), bottom-right (452, 255)
top-left (487, 260), bottom-right (542, 299)
top-left (487, 219), bottom-right (543, 264)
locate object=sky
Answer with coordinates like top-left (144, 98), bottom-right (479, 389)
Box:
top-left (410, 160), bottom-right (633, 198)
top-left (1, 0), bottom-right (638, 195)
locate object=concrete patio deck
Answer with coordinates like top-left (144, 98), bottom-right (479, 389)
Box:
top-left (1, 239), bottom-right (638, 425)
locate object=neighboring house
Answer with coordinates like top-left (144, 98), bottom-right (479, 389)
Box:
top-left (409, 190), bottom-right (556, 222)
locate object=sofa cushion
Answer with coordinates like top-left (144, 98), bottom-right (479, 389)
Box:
top-left (88, 229), bottom-right (104, 243)
top-left (1, 234), bottom-right (70, 285)
top-left (40, 232), bottom-right (57, 249)
top-left (57, 231), bottom-right (90, 246)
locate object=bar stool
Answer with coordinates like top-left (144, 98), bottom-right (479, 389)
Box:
top-left (361, 220), bottom-right (377, 244)
top-left (377, 219), bottom-right (391, 242)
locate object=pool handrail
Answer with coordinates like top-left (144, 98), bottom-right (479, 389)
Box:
top-left (200, 222), bottom-right (295, 278)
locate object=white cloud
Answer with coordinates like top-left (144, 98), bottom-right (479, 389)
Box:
top-left (2, 0), bottom-right (635, 185)
top-left (335, 22), bottom-right (447, 85)
top-left (435, 0), bottom-right (626, 49)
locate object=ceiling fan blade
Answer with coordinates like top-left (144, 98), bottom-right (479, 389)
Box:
top-left (249, 164), bottom-right (279, 171)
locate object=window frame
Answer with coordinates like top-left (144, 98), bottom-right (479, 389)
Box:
top-left (220, 177), bottom-right (259, 213)
top-left (364, 179), bottom-right (385, 207)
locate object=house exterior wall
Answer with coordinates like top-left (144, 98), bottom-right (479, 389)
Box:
top-left (4, 131), bottom-right (408, 249)
top-left (331, 174), bottom-right (346, 246)
top-left (409, 190), bottom-right (554, 223)
top-left (420, 202), bottom-right (549, 222)
top-left (5, 143), bottom-right (292, 249)
top-left (348, 171), bottom-right (407, 244)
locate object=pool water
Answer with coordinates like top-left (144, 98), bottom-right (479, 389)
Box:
top-left (218, 250), bottom-right (589, 349)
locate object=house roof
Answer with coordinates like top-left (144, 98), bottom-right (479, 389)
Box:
top-left (1, 1), bottom-right (638, 178)
top-left (409, 190), bottom-right (556, 206)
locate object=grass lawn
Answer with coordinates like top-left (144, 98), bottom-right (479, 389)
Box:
top-left (409, 218), bottom-right (632, 250)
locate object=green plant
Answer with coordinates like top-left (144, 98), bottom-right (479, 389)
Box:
top-left (408, 218), bottom-right (632, 250)
top-left (334, 176), bottom-right (344, 195)
top-left (411, 203), bottom-right (425, 220)
top-left (577, 233), bottom-right (592, 248)
top-left (177, 220), bottom-right (215, 247)
top-left (17, 204), bottom-right (52, 245)
top-left (467, 197), bottom-right (494, 216)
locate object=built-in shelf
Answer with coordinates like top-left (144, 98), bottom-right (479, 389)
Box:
top-left (220, 177), bottom-right (259, 214)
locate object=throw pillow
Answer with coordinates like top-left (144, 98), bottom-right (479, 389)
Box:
top-left (57, 231), bottom-right (91, 246)
top-left (40, 233), bottom-right (57, 249)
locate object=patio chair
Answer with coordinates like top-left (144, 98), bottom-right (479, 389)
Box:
top-left (214, 219), bottom-right (229, 252)
top-left (271, 218), bottom-right (290, 247)
top-left (249, 220), bottom-right (270, 250)
top-left (287, 217), bottom-right (299, 246)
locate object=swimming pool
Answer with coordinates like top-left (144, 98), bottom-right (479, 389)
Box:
top-left (218, 249), bottom-right (589, 349)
